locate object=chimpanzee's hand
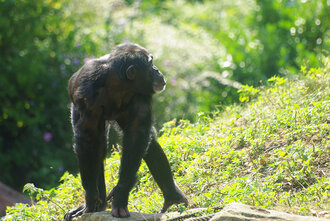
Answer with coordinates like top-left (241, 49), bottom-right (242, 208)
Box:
top-left (107, 186), bottom-right (130, 218)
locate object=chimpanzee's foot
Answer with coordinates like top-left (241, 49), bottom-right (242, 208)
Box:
top-left (64, 205), bottom-right (86, 221)
top-left (63, 201), bottom-right (106, 220)
top-left (161, 189), bottom-right (188, 213)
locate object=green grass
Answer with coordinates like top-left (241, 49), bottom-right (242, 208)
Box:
top-left (3, 59), bottom-right (329, 220)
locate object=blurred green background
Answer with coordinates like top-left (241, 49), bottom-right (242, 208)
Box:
top-left (0, 0), bottom-right (328, 191)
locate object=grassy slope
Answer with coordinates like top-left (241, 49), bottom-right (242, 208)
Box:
top-left (129, 59), bottom-right (330, 216)
top-left (3, 60), bottom-right (329, 220)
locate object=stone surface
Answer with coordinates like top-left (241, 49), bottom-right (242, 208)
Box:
top-left (0, 182), bottom-right (30, 216)
top-left (73, 211), bottom-right (165, 221)
top-left (73, 203), bottom-right (329, 221)
top-left (210, 203), bottom-right (328, 221)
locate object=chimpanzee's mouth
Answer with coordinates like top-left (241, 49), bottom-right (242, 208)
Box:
top-left (153, 83), bottom-right (166, 93)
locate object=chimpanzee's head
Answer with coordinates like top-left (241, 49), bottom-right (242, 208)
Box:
top-left (115, 43), bottom-right (166, 95)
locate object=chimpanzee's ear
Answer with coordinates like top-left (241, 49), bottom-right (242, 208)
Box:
top-left (126, 65), bottom-right (136, 80)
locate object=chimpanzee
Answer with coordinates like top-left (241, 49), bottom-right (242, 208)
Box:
top-left (64, 43), bottom-right (188, 220)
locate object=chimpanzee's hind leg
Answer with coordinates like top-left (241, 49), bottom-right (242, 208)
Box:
top-left (143, 137), bottom-right (188, 213)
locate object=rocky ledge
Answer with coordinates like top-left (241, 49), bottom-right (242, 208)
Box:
top-left (74, 203), bottom-right (329, 221)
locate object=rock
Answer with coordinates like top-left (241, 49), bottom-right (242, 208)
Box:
top-left (72, 208), bottom-right (207, 221)
top-left (73, 204), bottom-right (329, 221)
top-left (73, 211), bottom-right (166, 221)
top-left (210, 203), bottom-right (328, 221)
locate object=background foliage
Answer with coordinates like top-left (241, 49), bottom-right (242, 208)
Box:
top-left (0, 0), bottom-right (329, 196)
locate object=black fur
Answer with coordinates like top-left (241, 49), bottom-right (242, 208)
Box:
top-left (64, 43), bottom-right (187, 220)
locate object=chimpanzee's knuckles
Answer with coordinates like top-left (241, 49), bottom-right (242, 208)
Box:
top-left (111, 207), bottom-right (130, 218)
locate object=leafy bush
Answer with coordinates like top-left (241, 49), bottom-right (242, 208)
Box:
top-left (0, 0), bottom-right (74, 190)
top-left (0, 0), bottom-right (113, 189)
top-left (4, 59), bottom-right (329, 220)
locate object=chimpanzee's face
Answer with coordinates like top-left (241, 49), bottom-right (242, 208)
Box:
top-left (146, 55), bottom-right (166, 93)
top-left (129, 53), bottom-right (166, 95)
